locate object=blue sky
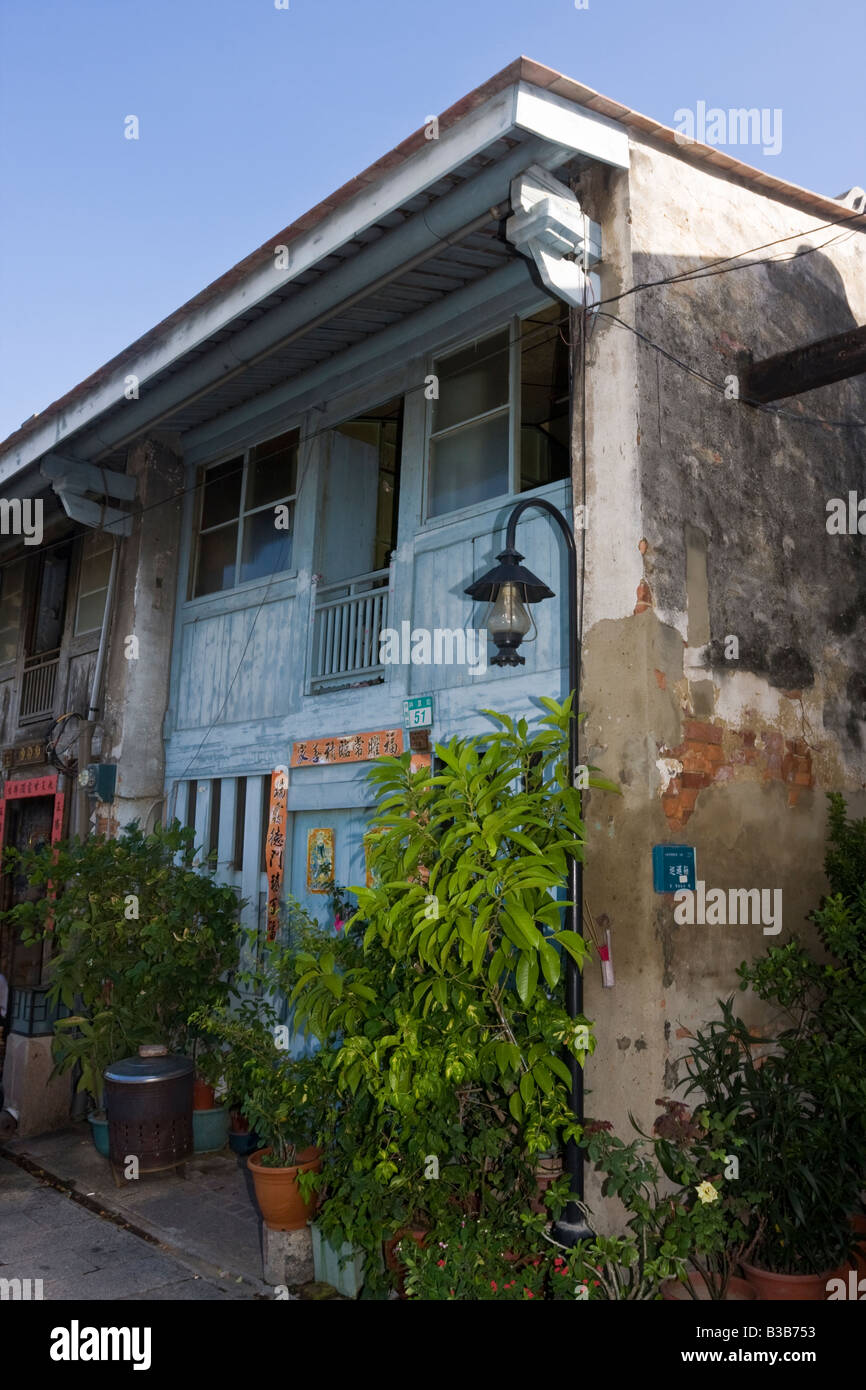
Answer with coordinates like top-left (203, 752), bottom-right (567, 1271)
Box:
top-left (1, 0), bottom-right (863, 443)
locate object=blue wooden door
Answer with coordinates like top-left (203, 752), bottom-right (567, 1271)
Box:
top-left (280, 806), bottom-right (371, 1055)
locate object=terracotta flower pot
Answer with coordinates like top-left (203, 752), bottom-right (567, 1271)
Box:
top-left (192, 1079), bottom-right (216, 1110)
top-left (530, 1155), bottom-right (563, 1215)
top-left (741, 1260), bottom-right (835, 1301)
top-left (662, 1273), bottom-right (756, 1301)
top-left (229, 1107), bottom-right (250, 1134)
top-left (247, 1146), bottom-right (322, 1231)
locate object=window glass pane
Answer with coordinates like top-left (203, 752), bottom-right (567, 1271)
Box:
top-left (201, 457), bottom-right (243, 530)
top-left (247, 432), bottom-right (298, 510)
top-left (519, 306), bottom-right (571, 490)
top-left (75, 539), bottom-right (113, 634)
top-left (0, 560), bottom-right (24, 663)
top-left (428, 413), bottom-right (509, 517)
top-left (433, 330), bottom-right (509, 434)
top-left (75, 591), bottom-right (107, 635)
top-left (81, 546), bottom-right (112, 593)
top-left (239, 506), bottom-right (292, 584)
top-left (194, 524), bottom-right (238, 597)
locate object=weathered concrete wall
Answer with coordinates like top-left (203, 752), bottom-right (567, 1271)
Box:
top-left (577, 139), bottom-right (866, 1220)
top-left (100, 437), bottom-right (183, 833)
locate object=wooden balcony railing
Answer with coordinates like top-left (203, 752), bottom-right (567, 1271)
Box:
top-left (19, 649), bottom-right (60, 723)
top-left (309, 569), bottom-right (389, 691)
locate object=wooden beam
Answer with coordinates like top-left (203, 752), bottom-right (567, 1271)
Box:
top-left (742, 323), bottom-right (866, 403)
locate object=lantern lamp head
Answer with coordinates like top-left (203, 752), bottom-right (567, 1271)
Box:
top-left (465, 546), bottom-right (555, 667)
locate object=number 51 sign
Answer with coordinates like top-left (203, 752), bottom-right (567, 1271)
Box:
top-left (403, 696), bottom-right (433, 730)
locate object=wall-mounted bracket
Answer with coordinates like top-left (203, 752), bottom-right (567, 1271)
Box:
top-left (506, 164), bottom-right (601, 308)
top-left (40, 453), bottom-right (136, 536)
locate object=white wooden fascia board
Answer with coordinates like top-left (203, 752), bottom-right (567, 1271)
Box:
top-left (0, 86), bottom-right (523, 488)
top-left (514, 82), bottom-right (630, 170)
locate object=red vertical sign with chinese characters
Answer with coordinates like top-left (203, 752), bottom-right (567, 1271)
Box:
top-left (0, 773), bottom-right (66, 929)
top-left (265, 766), bottom-right (288, 941)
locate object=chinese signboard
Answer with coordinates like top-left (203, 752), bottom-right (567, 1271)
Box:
top-left (264, 766), bottom-right (288, 941)
top-left (2, 742), bottom-right (46, 769)
top-left (290, 728), bottom-right (403, 768)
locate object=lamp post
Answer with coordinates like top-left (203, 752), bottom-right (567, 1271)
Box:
top-left (465, 496), bottom-right (592, 1246)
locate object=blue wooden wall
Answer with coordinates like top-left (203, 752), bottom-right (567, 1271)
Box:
top-left (165, 278), bottom-right (573, 939)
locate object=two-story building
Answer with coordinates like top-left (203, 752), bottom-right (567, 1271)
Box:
top-left (1, 60), bottom-right (864, 1186)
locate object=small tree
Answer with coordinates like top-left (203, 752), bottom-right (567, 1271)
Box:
top-left (3, 820), bottom-right (244, 1102)
top-left (282, 698), bottom-right (616, 1280)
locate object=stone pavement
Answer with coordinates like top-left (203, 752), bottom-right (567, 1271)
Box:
top-left (0, 1156), bottom-right (259, 1300)
top-left (0, 1123), bottom-right (271, 1301)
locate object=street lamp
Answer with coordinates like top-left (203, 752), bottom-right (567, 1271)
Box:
top-left (465, 495), bottom-right (592, 1246)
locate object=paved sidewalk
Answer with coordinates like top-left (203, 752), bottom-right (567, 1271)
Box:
top-left (5, 1123), bottom-right (267, 1291)
top-left (0, 1156), bottom-right (259, 1300)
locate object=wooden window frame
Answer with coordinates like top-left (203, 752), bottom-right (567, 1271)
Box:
top-left (190, 430), bottom-right (299, 600)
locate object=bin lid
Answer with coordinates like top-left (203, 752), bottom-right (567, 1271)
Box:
top-left (104, 1047), bottom-right (193, 1084)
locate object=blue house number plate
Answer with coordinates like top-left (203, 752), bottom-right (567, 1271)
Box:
top-left (652, 844), bottom-right (696, 893)
top-left (403, 696), bottom-right (433, 730)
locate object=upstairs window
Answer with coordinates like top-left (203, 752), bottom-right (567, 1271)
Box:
top-left (426, 303), bottom-right (570, 519)
top-left (75, 535), bottom-right (114, 634)
top-left (191, 428), bottom-right (299, 598)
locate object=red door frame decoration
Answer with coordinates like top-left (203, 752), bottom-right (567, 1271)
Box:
top-left (0, 773), bottom-right (65, 855)
top-left (0, 773), bottom-right (66, 928)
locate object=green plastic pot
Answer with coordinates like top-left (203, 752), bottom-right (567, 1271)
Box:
top-left (87, 1110), bottom-right (110, 1158)
top-left (193, 1106), bottom-right (229, 1154)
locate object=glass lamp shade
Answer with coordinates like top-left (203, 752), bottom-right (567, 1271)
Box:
top-left (487, 582), bottom-right (532, 666)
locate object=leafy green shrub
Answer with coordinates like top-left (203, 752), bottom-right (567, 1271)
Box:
top-left (279, 699), bottom-right (613, 1292)
top-left (2, 821), bottom-right (243, 1102)
top-left (683, 793), bottom-right (866, 1275)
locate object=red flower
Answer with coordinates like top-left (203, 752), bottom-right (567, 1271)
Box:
top-left (437, 1259), bottom-right (445, 1267)
top-left (524, 1288), bottom-right (534, 1299)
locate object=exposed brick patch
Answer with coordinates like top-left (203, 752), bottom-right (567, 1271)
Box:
top-left (654, 668), bottom-right (666, 689)
top-left (658, 714), bottom-right (815, 830)
top-left (634, 580), bottom-right (653, 615)
top-left (682, 720), bottom-right (723, 744)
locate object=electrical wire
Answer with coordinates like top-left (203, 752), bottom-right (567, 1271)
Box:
top-left (593, 208), bottom-right (866, 311)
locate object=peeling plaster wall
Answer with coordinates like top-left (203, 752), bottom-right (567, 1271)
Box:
top-left (576, 140), bottom-right (866, 1222)
top-left (101, 437), bottom-right (183, 831)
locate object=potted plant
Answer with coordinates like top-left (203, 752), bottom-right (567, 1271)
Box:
top-left (191, 988), bottom-right (327, 1230)
top-left (581, 1109), bottom-right (757, 1301)
top-left (3, 821), bottom-right (244, 1152)
top-left (685, 1001), bottom-right (860, 1298)
top-left (682, 796), bottom-right (866, 1298)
